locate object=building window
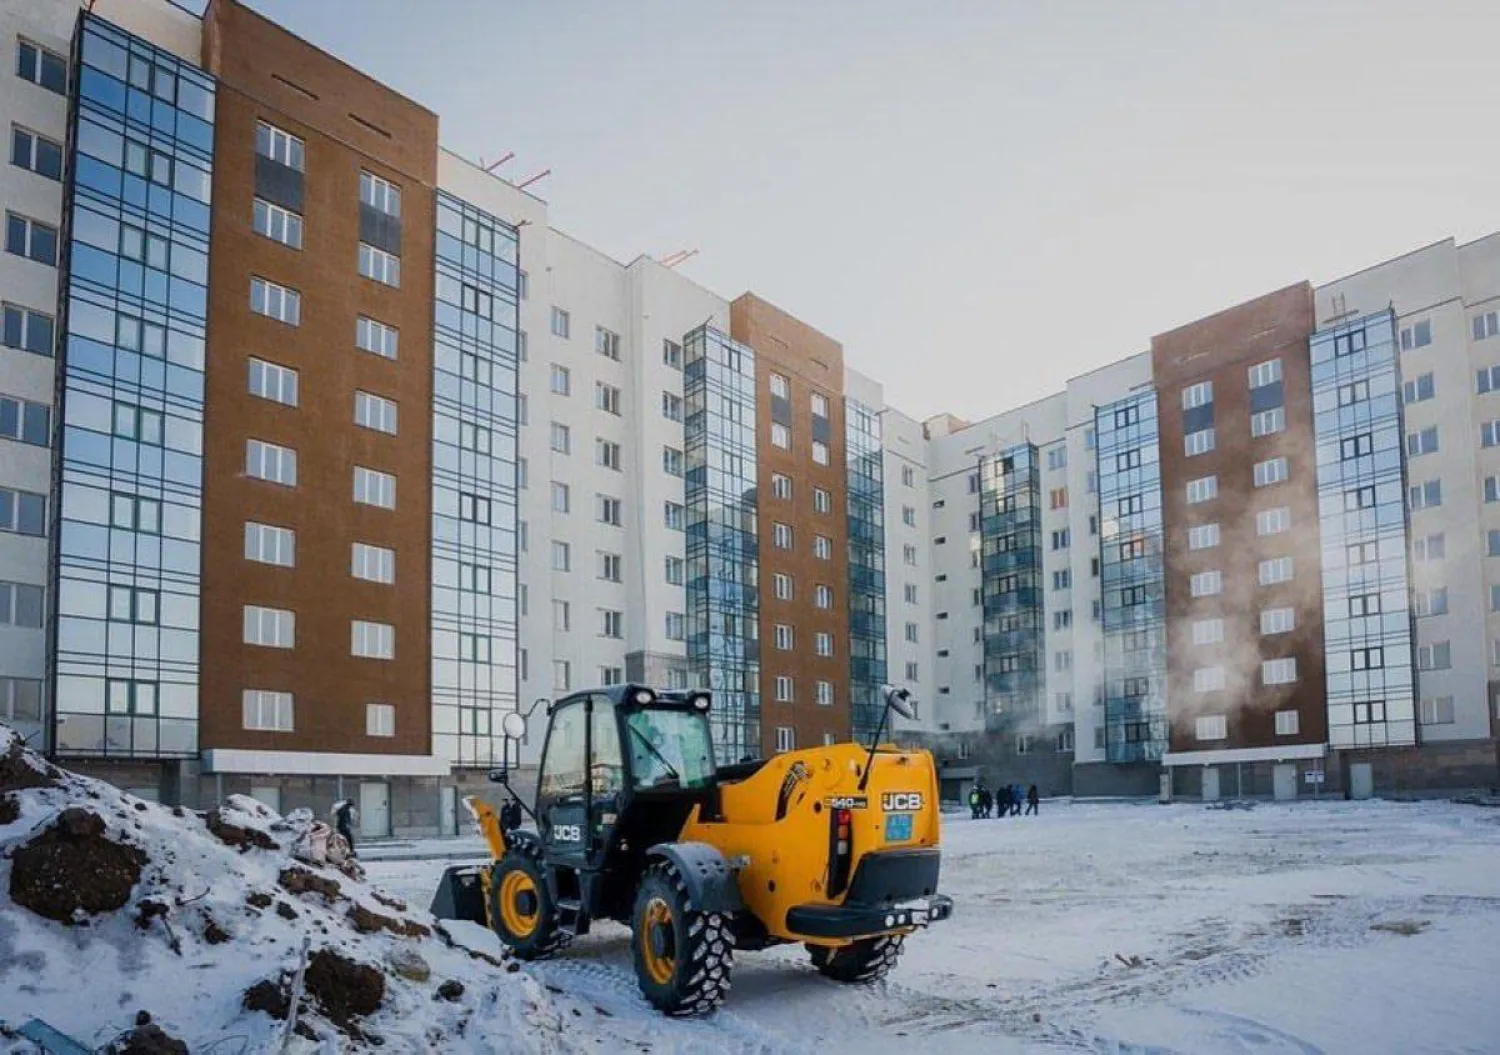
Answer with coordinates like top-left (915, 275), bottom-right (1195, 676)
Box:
top-left (347, 466), bottom-right (396, 511)
top-left (553, 660), bottom-right (571, 691)
top-left (0, 394), bottom-right (49, 447)
top-left (550, 422), bottom-right (571, 454)
top-left (11, 126), bottom-right (63, 181)
top-left (359, 170), bottom-right (401, 216)
top-left (351, 620), bottom-right (395, 660)
top-left (551, 540), bottom-right (571, 571)
top-left (776, 727), bottom-right (796, 753)
top-left (1417, 642), bottom-right (1451, 670)
top-left (597, 439), bottom-right (622, 470)
top-left (1253, 457), bottom-right (1288, 488)
top-left (813, 584), bottom-right (833, 609)
top-left (1406, 426), bottom-right (1440, 457)
top-left (1049, 487), bottom-right (1068, 509)
top-left (351, 543), bottom-right (395, 584)
top-left (1414, 587), bottom-right (1448, 617)
top-left (813, 488), bottom-right (832, 514)
top-left (774, 676), bottom-right (794, 703)
top-left (1187, 523), bottom-right (1220, 550)
top-left (2, 304), bottom-right (53, 357)
top-left (247, 357), bottom-right (298, 406)
top-left (364, 703), bottom-right (395, 738)
top-left (905, 622), bottom-right (919, 643)
top-left (1248, 359), bottom-right (1282, 388)
top-left (901, 505), bottom-right (916, 527)
top-left (1258, 556), bottom-right (1294, 585)
top-left (1274, 710), bottom-right (1299, 736)
top-left (599, 552), bottom-right (623, 582)
top-left (1262, 657), bottom-right (1297, 685)
top-left (16, 39), bottom-right (66, 93)
top-left (815, 680), bottom-right (833, 707)
top-left (665, 612), bottom-right (686, 640)
top-left (597, 494), bottom-right (622, 526)
top-left (814, 535), bottom-right (832, 560)
top-left (243, 690), bottom-right (294, 732)
top-left (1191, 618), bottom-right (1224, 645)
top-left (549, 307), bottom-right (570, 339)
top-left (773, 522), bottom-right (793, 549)
top-left (463, 423), bottom-right (494, 456)
top-left (773, 572), bottom-right (793, 601)
top-left (246, 439), bottom-right (296, 487)
top-left (812, 440), bottom-right (830, 466)
top-left (662, 338), bottom-right (682, 369)
top-left (354, 390), bottom-right (398, 435)
top-left (594, 326), bottom-right (620, 360)
top-left (1412, 533), bottom-right (1444, 562)
top-left (1053, 569), bottom-right (1072, 590)
top-left (901, 465), bottom-right (915, 487)
top-left (5, 213), bottom-right (56, 266)
top-left (769, 422), bottom-right (789, 449)
top-left (771, 473), bottom-right (792, 500)
top-left (244, 522), bottom-right (295, 567)
top-left (251, 197), bottom-right (302, 249)
top-left (1350, 647), bottom-right (1384, 671)
top-left (810, 392), bottom-right (829, 418)
top-left (1190, 570), bottom-right (1222, 597)
top-left (358, 242), bottom-right (400, 287)
top-left (601, 609), bottom-right (624, 639)
top-left (663, 447), bottom-right (684, 476)
top-left (773, 624), bottom-right (793, 650)
top-left (1250, 408), bottom-right (1285, 438)
top-left (1337, 380), bottom-right (1370, 406)
top-left (1194, 667), bottom-right (1226, 692)
top-left (461, 564), bottom-right (493, 594)
top-left (1399, 319), bottom-right (1432, 350)
top-left (665, 556), bottom-right (684, 585)
top-left (1260, 606), bottom-right (1295, 635)
top-left (549, 364), bottom-right (571, 396)
top-left (244, 605), bottom-right (295, 649)
top-left (1181, 381), bottom-right (1213, 409)
top-left (664, 502), bottom-right (685, 531)
top-left (1186, 476), bottom-right (1217, 504)
top-left (1195, 714), bottom-right (1227, 740)
top-left (0, 581), bottom-right (43, 628)
top-left (255, 120), bottom-right (304, 169)
top-left (1408, 480), bottom-right (1442, 510)
top-left (661, 392), bottom-right (682, 421)
top-left (1420, 697), bottom-right (1456, 726)
top-left (769, 373), bottom-right (790, 400)
top-left (815, 632), bottom-right (834, 657)
top-left (1403, 373), bottom-right (1435, 404)
top-left (250, 277), bottom-right (300, 325)
top-left (1054, 609), bottom-right (1073, 630)
top-left (1184, 428), bottom-right (1216, 457)
top-left (600, 666), bottom-right (624, 686)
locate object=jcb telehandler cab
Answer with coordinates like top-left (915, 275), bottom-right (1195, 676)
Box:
top-left (431, 683), bottom-right (953, 1016)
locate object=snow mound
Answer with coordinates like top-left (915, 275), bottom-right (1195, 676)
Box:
top-left (0, 725), bottom-right (572, 1052)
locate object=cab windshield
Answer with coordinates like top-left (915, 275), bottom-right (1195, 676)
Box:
top-left (625, 707), bottom-right (715, 790)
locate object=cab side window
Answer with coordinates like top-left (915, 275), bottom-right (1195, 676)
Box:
top-left (591, 699), bottom-right (624, 797)
top-left (538, 702), bottom-right (586, 810)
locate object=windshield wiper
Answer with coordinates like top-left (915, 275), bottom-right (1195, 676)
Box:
top-left (626, 723), bottom-right (681, 782)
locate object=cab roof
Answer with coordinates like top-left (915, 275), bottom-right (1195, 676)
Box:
top-left (550, 684), bottom-right (710, 713)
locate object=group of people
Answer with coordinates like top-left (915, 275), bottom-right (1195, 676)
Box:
top-left (967, 781), bottom-right (1039, 819)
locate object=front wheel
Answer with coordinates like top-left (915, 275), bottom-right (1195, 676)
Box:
top-left (807, 934), bottom-right (905, 983)
top-left (488, 849), bottom-right (569, 959)
top-left (631, 861), bottom-right (734, 1016)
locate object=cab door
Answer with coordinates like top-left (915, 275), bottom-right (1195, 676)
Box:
top-left (536, 696), bottom-right (625, 864)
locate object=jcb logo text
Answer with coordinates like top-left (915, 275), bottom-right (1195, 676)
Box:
top-left (882, 792), bottom-right (924, 812)
top-left (552, 824), bottom-right (583, 842)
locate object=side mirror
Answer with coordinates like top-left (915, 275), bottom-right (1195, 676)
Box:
top-left (502, 711), bottom-right (527, 740)
top-left (487, 766), bottom-right (508, 784)
top-left (885, 686), bottom-right (917, 721)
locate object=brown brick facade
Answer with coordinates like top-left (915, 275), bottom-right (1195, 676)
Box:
top-left (196, 0), bottom-right (438, 757)
top-left (730, 294), bottom-right (851, 754)
top-left (1152, 284), bottom-right (1328, 754)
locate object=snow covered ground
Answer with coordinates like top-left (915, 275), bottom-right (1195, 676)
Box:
top-left (369, 799), bottom-right (1500, 1054)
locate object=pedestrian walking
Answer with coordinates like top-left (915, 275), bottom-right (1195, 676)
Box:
top-left (1026, 784), bottom-right (1040, 816)
top-left (1012, 784), bottom-right (1025, 816)
top-left (980, 785), bottom-right (993, 818)
top-left (996, 784), bottom-right (1012, 818)
top-left (968, 785), bottom-right (982, 820)
top-left (333, 798), bottom-right (358, 857)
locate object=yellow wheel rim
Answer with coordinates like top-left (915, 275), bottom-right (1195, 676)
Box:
top-left (640, 897), bottom-right (676, 985)
top-left (498, 869), bottom-right (539, 939)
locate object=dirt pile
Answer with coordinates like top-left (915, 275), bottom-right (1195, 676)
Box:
top-left (9, 807), bottom-right (147, 922)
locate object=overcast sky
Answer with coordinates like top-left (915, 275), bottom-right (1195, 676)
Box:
top-left (247, 0), bottom-right (1500, 423)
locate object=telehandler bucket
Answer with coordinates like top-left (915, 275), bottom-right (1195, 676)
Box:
top-left (430, 863), bottom-right (488, 925)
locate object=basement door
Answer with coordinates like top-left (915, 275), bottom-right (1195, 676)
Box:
top-left (359, 781), bottom-right (390, 839)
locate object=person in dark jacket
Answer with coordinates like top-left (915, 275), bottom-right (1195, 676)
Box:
top-left (333, 799), bottom-right (357, 857)
top-left (996, 784), bottom-right (1011, 818)
top-left (979, 785), bottom-right (992, 818)
top-left (1026, 784), bottom-right (1040, 816)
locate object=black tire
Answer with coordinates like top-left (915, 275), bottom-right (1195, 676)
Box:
top-left (807, 934), bottom-right (905, 983)
top-left (630, 861), bottom-right (734, 1016)
top-left (488, 846), bottom-right (570, 960)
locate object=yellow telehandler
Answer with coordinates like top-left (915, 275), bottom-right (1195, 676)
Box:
top-left (431, 683), bottom-right (952, 1016)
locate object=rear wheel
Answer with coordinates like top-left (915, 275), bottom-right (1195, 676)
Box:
top-left (630, 861), bottom-right (734, 1016)
top-left (488, 848), bottom-right (570, 959)
top-left (807, 934), bottom-right (905, 983)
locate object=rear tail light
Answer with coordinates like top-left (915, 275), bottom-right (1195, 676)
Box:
top-left (828, 806), bottom-right (854, 898)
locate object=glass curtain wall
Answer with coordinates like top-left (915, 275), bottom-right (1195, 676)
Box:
top-left (980, 444), bottom-right (1044, 731)
top-left (845, 398), bottom-right (887, 741)
top-left (1311, 311), bottom-right (1416, 748)
top-left (683, 325), bottom-right (759, 763)
top-left (430, 193), bottom-right (521, 766)
top-left (1096, 391), bottom-right (1169, 761)
top-left (51, 15), bottom-right (215, 759)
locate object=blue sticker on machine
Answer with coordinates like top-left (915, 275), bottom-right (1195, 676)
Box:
top-left (884, 812), bottom-right (914, 842)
